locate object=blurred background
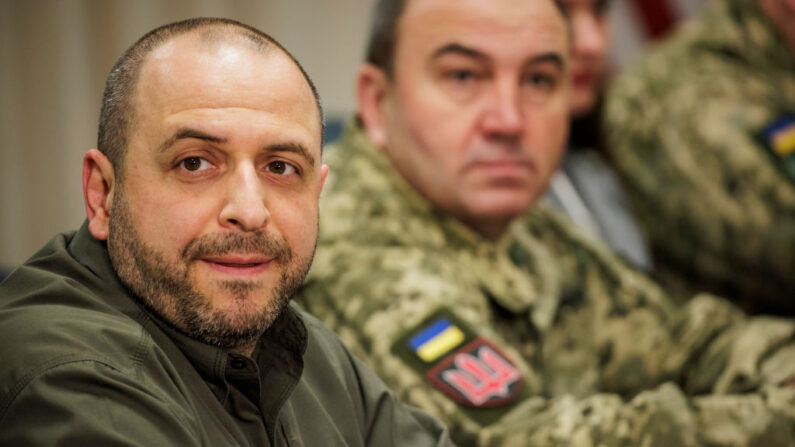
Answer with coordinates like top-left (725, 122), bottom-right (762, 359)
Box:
top-left (0, 0), bottom-right (708, 273)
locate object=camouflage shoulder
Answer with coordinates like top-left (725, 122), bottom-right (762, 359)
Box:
top-left (514, 203), bottom-right (670, 306)
top-left (298, 244), bottom-right (555, 443)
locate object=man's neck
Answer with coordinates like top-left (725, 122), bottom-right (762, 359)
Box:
top-left (462, 217), bottom-right (510, 242)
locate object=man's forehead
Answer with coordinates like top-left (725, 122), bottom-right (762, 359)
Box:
top-left (402, 0), bottom-right (564, 23)
top-left (146, 28), bottom-right (268, 63)
top-left (133, 32), bottom-right (321, 138)
top-left (398, 0), bottom-right (568, 55)
top-left (141, 31), bottom-right (274, 85)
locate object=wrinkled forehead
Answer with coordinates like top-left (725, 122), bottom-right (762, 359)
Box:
top-left (396, 0), bottom-right (570, 63)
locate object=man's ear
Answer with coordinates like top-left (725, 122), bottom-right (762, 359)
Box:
top-left (357, 63), bottom-right (391, 148)
top-left (82, 149), bottom-right (115, 241)
top-left (320, 164), bottom-right (329, 192)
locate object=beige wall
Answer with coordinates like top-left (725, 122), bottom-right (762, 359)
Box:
top-left (0, 0), bottom-right (371, 267)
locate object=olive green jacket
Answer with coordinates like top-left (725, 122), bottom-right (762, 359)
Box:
top-left (604, 0), bottom-right (795, 312)
top-left (299, 120), bottom-right (795, 446)
top-left (0, 223), bottom-right (454, 446)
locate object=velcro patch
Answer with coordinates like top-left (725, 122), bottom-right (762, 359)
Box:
top-left (765, 117), bottom-right (795, 156)
top-left (409, 317), bottom-right (466, 362)
top-left (758, 114), bottom-right (795, 184)
top-left (427, 337), bottom-right (523, 408)
top-left (392, 309), bottom-right (526, 423)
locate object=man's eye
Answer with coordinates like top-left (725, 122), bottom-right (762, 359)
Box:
top-left (447, 69), bottom-right (479, 83)
top-left (180, 157), bottom-right (211, 172)
top-left (266, 161), bottom-right (297, 175)
top-left (523, 73), bottom-right (556, 89)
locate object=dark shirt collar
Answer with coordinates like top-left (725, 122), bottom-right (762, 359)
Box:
top-left (146, 303), bottom-right (307, 422)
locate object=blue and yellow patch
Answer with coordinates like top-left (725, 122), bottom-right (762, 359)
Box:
top-left (392, 308), bottom-right (526, 424)
top-left (765, 117), bottom-right (795, 156)
top-left (409, 318), bottom-right (466, 362)
top-left (759, 115), bottom-right (795, 184)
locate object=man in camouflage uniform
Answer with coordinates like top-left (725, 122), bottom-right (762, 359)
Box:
top-left (299, 0), bottom-right (795, 445)
top-left (604, 0), bottom-right (795, 314)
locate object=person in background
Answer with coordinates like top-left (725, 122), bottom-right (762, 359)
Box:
top-left (298, 0), bottom-right (795, 445)
top-left (604, 0), bottom-right (795, 313)
top-left (545, 0), bottom-right (652, 271)
top-left (0, 18), bottom-right (453, 446)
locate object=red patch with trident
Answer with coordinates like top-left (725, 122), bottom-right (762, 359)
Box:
top-left (427, 337), bottom-right (523, 408)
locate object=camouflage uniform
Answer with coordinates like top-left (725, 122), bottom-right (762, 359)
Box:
top-left (604, 0), bottom-right (795, 313)
top-left (299, 120), bottom-right (795, 446)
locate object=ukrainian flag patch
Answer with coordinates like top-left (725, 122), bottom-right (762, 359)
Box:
top-left (409, 318), bottom-right (466, 362)
top-left (392, 308), bottom-right (527, 424)
top-left (765, 117), bottom-right (795, 156)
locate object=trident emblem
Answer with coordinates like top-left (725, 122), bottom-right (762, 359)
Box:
top-left (431, 340), bottom-right (522, 407)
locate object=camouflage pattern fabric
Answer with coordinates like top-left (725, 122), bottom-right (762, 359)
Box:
top-left (298, 120), bottom-right (795, 446)
top-left (604, 0), bottom-right (795, 313)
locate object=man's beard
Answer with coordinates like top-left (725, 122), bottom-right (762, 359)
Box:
top-left (106, 187), bottom-right (314, 351)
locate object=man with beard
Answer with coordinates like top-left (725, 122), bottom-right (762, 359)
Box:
top-left (0, 18), bottom-right (453, 446)
top-left (298, 0), bottom-right (795, 445)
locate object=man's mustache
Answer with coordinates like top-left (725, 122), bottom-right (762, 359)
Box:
top-left (181, 231), bottom-right (292, 264)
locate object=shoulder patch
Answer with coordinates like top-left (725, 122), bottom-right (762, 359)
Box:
top-left (393, 309), bottom-right (526, 422)
top-left (428, 337), bottom-right (523, 408)
top-left (765, 116), bottom-right (795, 156)
top-left (758, 115), bottom-right (795, 184)
top-left (409, 317), bottom-right (466, 362)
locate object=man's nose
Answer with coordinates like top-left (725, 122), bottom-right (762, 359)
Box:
top-left (573, 13), bottom-right (606, 58)
top-left (219, 163), bottom-right (270, 231)
top-left (482, 79), bottom-right (523, 137)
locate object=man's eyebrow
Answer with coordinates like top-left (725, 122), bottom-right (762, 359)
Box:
top-left (431, 44), bottom-right (565, 71)
top-left (158, 128), bottom-right (227, 153)
top-left (269, 142), bottom-right (316, 167)
top-left (158, 127), bottom-right (316, 166)
top-left (431, 43), bottom-right (488, 62)
top-left (523, 52), bottom-right (565, 70)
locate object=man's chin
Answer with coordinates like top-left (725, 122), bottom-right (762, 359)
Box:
top-left (200, 284), bottom-right (278, 319)
top-left (183, 294), bottom-right (280, 349)
top-left (452, 195), bottom-right (537, 239)
top-left (466, 192), bottom-right (537, 220)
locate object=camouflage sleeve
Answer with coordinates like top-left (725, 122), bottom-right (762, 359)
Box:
top-left (602, 60), bottom-right (795, 308)
top-left (524, 208), bottom-right (795, 445)
top-left (479, 382), bottom-right (795, 446)
top-left (299, 242), bottom-right (795, 446)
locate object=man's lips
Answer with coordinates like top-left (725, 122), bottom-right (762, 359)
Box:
top-left (464, 159), bottom-right (536, 183)
top-left (467, 159), bottom-right (534, 172)
top-left (199, 255), bottom-right (273, 275)
top-left (572, 71), bottom-right (594, 87)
